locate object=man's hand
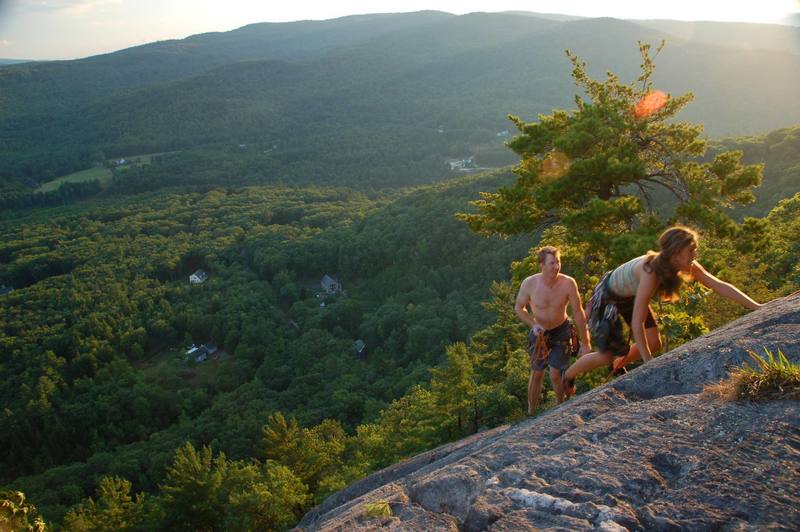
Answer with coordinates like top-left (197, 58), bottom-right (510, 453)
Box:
top-left (578, 343), bottom-right (591, 357)
top-left (531, 324), bottom-right (544, 336)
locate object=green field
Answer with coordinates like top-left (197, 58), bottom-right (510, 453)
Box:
top-left (35, 152), bottom-right (170, 193)
top-left (116, 153), bottom-right (166, 166)
top-left (35, 166), bottom-right (112, 193)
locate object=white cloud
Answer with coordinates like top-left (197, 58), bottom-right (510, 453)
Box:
top-left (61, 0), bottom-right (123, 16)
top-left (16, 0), bottom-right (122, 14)
top-left (17, 1), bottom-right (78, 12)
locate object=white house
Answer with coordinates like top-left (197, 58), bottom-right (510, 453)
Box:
top-left (190, 269), bottom-right (208, 284)
top-left (448, 157), bottom-right (475, 171)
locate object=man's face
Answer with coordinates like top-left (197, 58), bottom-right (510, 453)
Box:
top-left (540, 254), bottom-right (560, 277)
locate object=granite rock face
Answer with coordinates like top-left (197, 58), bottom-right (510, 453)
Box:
top-left (297, 293), bottom-right (800, 531)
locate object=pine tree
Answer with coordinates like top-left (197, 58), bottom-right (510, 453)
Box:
top-left (0, 491), bottom-right (47, 532)
top-left (459, 42), bottom-right (764, 270)
top-left (430, 342), bottom-right (477, 435)
top-left (62, 477), bottom-right (147, 532)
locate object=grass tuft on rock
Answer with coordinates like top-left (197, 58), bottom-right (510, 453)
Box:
top-left (704, 348), bottom-right (800, 402)
top-left (363, 500), bottom-right (392, 518)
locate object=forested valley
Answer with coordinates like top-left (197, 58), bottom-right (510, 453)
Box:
top-left (1, 171), bottom-right (536, 527)
top-left (1, 10), bottom-right (799, 532)
top-left (3, 123), bottom-right (799, 532)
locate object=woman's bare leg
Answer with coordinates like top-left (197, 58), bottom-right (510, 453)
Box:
top-left (612, 326), bottom-right (662, 371)
top-left (563, 351), bottom-right (614, 396)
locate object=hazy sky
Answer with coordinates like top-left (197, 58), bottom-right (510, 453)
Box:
top-left (1, 0), bottom-right (798, 60)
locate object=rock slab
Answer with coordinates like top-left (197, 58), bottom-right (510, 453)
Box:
top-left (297, 293), bottom-right (800, 531)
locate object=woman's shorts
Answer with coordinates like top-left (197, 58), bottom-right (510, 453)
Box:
top-left (593, 296), bottom-right (656, 356)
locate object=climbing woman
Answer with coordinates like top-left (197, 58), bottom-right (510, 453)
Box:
top-left (563, 225), bottom-right (763, 396)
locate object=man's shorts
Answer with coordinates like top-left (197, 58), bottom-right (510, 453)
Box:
top-left (527, 320), bottom-right (575, 372)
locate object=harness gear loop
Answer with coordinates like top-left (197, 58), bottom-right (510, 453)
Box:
top-left (533, 330), bottom-right (549, 366)
top-left (532, 325), bottom-right (577, 367)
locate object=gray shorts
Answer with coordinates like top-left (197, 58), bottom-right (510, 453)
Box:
top-left (527, 320), bottom-right (574, 372)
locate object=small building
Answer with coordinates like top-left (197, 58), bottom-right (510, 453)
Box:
top-left (111, 158), bottom-right (127, 166)
top-left (321, 274), bottom-right (341, 295)
top-left (448, 157), bottom-right (475, 171)
top-left (190, 269), bottom-right (208, 284)
top-left (185, 344), bottom-right (208, 363)
top-left (185, 343), bottom-right (217, 363)
top-left (353, 339), bottom-right (367, 358)
top-left (0, 284), bottom-right (13, 296)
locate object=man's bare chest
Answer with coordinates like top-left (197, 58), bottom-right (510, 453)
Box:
top-left (531, 284), bottom-right (568, 309)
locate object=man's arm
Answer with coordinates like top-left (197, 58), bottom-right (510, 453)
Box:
top-left (514, 278), bottom-right (537, 329)
top-left (567, 278), bottom-right (591, 354)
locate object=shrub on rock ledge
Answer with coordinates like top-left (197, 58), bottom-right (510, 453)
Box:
top-left (705, 348), bottom-right (800, 402)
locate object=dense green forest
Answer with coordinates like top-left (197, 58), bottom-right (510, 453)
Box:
top-left (0, 171), bottom-right (533, 524)
top-left (1, 13), bottom-right (799, 531)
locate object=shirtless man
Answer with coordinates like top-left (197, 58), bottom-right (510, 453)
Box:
top-left (515, 246), bottom-right (591, 415)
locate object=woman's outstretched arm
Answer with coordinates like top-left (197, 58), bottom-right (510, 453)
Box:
top-left (690, 261), bottom-right (762, 310)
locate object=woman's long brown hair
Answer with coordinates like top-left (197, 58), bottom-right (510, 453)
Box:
top-left (643, 226), bottom-right (698, 302)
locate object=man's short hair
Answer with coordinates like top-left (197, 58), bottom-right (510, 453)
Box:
top-left (537, 246), bottom-right (560, 264)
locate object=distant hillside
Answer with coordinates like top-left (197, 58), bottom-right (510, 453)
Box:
top-left (712, 125), bottom-right (800, 217)
top-left (635, 19), bottom-right (800, 54)
top-left (1, 12), bottom-right (799, 194)
top-left (0, 58), bottom-right (32, 66)
top-left (783, 13), bottom-right (800, 26)
top-left (0, 11), bottom-right (453, 118)
top-left (501, 11), bottom-right (586, 22)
